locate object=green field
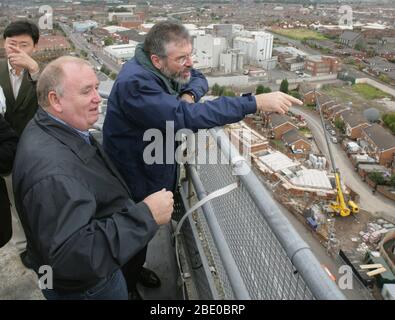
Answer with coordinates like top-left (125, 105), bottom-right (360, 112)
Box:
top-left (271, 28), bottom-right (327, 41)
top-left (351, 84), bottom-right (391, 100)
top-left (321, 84), bottom-right (392, 113)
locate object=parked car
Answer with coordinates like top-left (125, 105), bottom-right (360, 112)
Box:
top-left (330, 136), bottom-right (338, 143)
top-left (330, 130), bottom-right (336, 136)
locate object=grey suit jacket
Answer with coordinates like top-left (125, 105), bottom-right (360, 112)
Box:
top-left (0, 59), bottom-right (38, 136)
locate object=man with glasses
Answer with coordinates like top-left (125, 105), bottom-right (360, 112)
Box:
top-left (103, 21), bottom-right (302, 296)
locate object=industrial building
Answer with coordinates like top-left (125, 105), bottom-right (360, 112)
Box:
top-left (103, 41), bottom-right (138, 65)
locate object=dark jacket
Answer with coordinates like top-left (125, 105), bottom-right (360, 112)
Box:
top-left (13, 108), bottom-right (158, 292)
top-left (103, 57), bottom-right (257, 202)
top-left (0, 114), bottom-right (18, 248)
top-left (0, 59), bottom-right (39, 136)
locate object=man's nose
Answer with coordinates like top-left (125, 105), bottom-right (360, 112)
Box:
top-left (184, 55), bottom-right (193, 67)
top-left (93, 89), bottom-right (102, 103)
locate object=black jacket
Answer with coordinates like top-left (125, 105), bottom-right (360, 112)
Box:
top-left (0, 59), bottom-right (39, 136)
top-left (0, 114), bottom-right (18, 248)
top-left (13, 108), bottom-right (158, 292)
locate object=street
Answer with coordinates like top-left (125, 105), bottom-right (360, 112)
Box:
top-left (291, 106), bottom-right (395, 217)
top-left (59, 23), bottom-right (121, 74)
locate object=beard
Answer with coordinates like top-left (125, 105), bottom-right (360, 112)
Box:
top-left (160, 64), bottom-right (191, 85)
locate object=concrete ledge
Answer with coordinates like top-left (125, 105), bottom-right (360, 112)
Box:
top-left (0, 243), bottom-right (44, 300)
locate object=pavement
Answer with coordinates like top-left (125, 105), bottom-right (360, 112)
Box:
top-left (0, 243), bottom-right (44, 300)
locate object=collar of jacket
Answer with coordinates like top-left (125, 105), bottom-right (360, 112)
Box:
top-left (134, 43), bottom-right (181, 95)
top-left (34, 107), bottom-right (97, 164)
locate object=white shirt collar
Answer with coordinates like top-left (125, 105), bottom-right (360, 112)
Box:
top-left (7, 59), bottom-right (24, 78)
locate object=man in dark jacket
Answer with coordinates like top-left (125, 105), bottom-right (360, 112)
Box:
top-left (103, 21), bottom-right (302, 288)
top-left (1, 19), bottom-right (40, 136)
top-left (0, 19), bottom-right (41, 260)
top-left (0, 114), bottom-right (18, 248)
top-left (13, 56), bottom-right (174, 300)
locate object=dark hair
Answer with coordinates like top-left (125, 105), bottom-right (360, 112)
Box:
top-left (3, 20), bottom-right (40, 45)
top-left (144, 21), bottom-right (190, 57)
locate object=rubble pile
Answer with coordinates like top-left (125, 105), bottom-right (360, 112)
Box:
top-left (356, 219), bottom-right (395, 255)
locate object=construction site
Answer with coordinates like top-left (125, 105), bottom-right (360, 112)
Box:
top-left (225, 100), bottom-right (395, 299)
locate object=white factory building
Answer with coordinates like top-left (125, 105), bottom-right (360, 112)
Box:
top-left (193, 34), bottom-right (227, 70)
top-left (73, 20), bottom-right (98, 33)
top-left (233, 31), bottom-right (273, 68)
top-left (103, 41), bottom-right (138, 65)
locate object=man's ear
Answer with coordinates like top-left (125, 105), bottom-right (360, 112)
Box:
top-left (151, 54), bottom-right (163, 69)
top-left (48, 91), bottom-right (62, 113)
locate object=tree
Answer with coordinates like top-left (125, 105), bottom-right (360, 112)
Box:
top-left (379, 74), bottom-right (391, 84)
top-left (289, 90), bottom-right (301, 100)
top-left (354, 43), bottom-right (364, 51)
top-left (104, 37), bottom-right (114, 47)
top-left (334, 118), bottom-right (345, 133)
top-left (218, 86), bottom-right (225, 96)
top-left (256, 85), bottom-right (271, 94)
top-left (211, 83), bottom-right (221, 95)
top-left (280, 79), bottom-right (289, 94)
top-left (256, 84), bottom-right (265, 95)
top-left (389, 175), bottom-right (395, 188)
top-left (110, 72), bottom-right (118, 80)
top-left (368, 171), bottom-right (386, 186)
top-left (108, 7), bottom-right (129, 12)
top-left (222, 89), bottom-right (236, 97)
top-left (382, 112), bottom-right (395, 134)
top-left (100, 65), bottom-right (110, 76)
top-left (80, 50), bottom-right (87, 58)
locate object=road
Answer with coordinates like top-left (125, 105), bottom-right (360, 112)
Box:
top-left (59, 23), bottom-right (121, 74)
top-left (291, 106), bottom-right (395, 217)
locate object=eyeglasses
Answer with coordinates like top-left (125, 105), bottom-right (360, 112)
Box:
top-left (166, 50), bottom-right (196, 66)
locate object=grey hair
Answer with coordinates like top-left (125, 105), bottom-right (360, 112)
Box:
top-left (37, 56), bottom-right (92, 108)
top-left (143, 21), bottom-right (191, 57)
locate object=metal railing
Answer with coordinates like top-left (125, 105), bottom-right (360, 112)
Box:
top-left (177, 127), bottom-right (346, 300)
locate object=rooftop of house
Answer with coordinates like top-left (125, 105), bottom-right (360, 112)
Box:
top-left (341, 110), bottom-right (370, 128)
top-left (270, 113), bottom-right (296, 129)
top-left (282, 128), bottom-right (309, 145)
top-left (298, 82), bottom-right (317, 96)
top-left (117, 29), bottom-right (146, 42)
top-left (362, 123), bottom-right (395, 151)
top-left (316, 93), bottom-right (335, 107)
top-left (327, 105), bottom-right (349, 117)
top-left (36, 35), bottom-right (71, 51)
top-left (340, 30), bottom-right (362, 42)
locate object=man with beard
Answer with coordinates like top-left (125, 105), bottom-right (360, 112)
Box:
top-left (103, 21), bottom-right (302, 296)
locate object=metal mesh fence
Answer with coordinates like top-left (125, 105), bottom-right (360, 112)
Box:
top-left (180, 132), bottom-right (315, 300)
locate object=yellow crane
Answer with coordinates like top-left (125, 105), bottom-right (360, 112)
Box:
top-left (315, 93), bottom-right (359, 217)
top-left (331, 171), bottom-right (359, 217)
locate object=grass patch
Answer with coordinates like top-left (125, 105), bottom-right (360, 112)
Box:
top-left (303, 103), bottom-right (316, 111)
top-left (352, 84), bottom-right (391, 100)
top-left (322, 87), bottom-right (353, 102)
top-left (271, 139), bottom-right (287, 153)
top-left (271, 28), bottom-right (327, 41)
top-left (299, 127), bottom-right (311, 134)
